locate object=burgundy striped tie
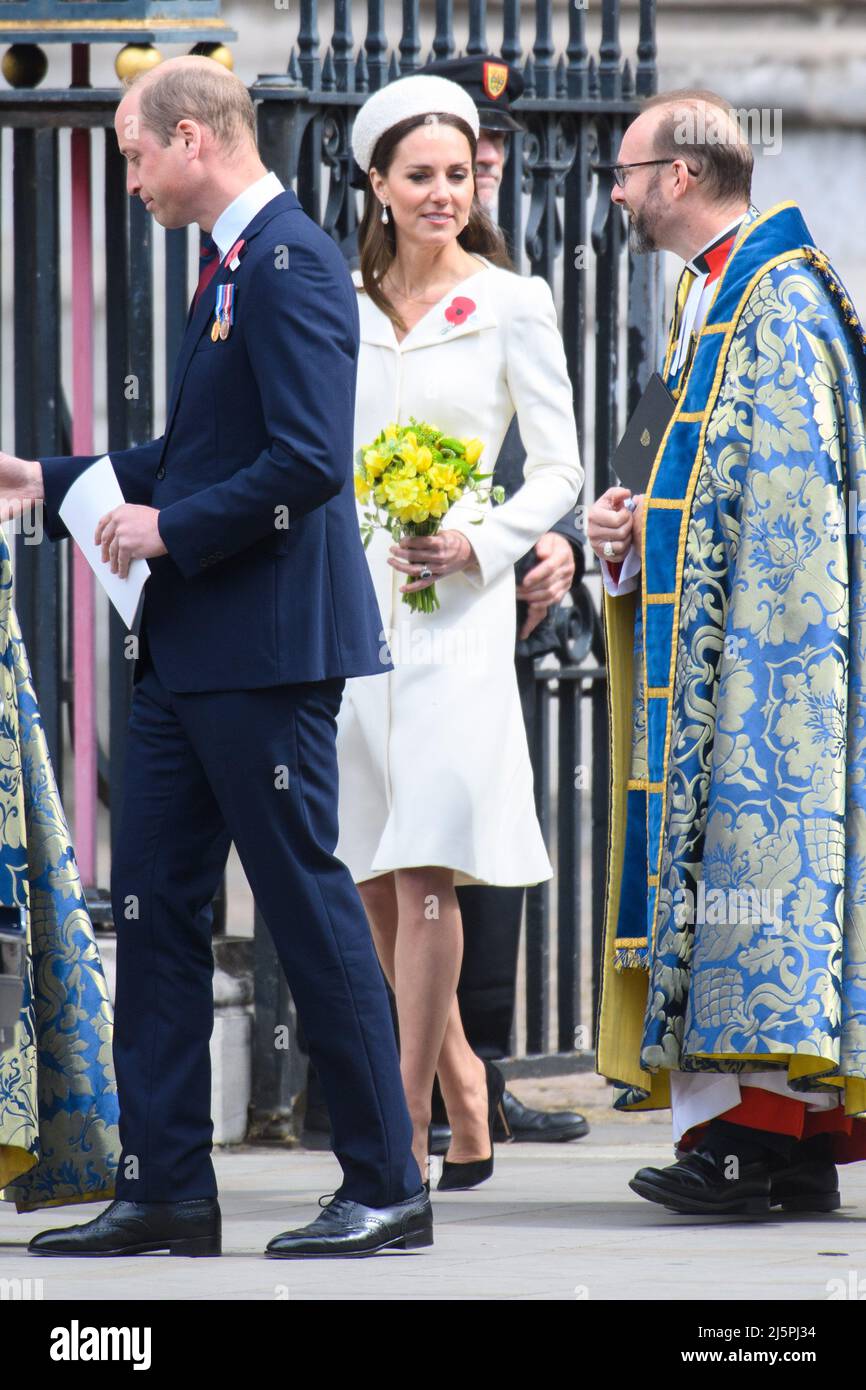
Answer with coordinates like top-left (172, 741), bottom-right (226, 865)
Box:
top-left (192, 232), bottom-right (220, 314)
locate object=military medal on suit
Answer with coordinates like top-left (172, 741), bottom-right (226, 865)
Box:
top-left (210, 236), bottom-right (244, 341)
top-left (212, 282), bottom-right (236, 341)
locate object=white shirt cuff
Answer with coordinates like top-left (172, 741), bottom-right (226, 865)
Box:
top-left (600, 543), bottom-right (641, 596)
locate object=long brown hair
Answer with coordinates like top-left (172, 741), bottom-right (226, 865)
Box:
top-left (357, 112), bottom-right (513, 332)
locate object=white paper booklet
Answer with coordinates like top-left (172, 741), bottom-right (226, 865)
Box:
top-left (58, 454), bottom-right (150, 629)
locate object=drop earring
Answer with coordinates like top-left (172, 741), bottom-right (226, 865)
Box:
top-left (380, 202), bottom-right (390, 225)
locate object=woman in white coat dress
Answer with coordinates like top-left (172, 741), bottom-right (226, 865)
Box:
top-left (336, 75), bottom-right (584, 1189)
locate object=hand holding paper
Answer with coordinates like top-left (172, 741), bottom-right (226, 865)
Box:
top-left (94, 500), bottom-right (167, 577)
top-left (58, 455), bottom-right (153, 629)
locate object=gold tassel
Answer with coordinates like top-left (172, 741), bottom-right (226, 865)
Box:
top-left (613, 945), bottom-right (650, 973)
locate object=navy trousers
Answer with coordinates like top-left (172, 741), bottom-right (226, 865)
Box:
top-left (109, 635), bottom-right (420, 1208)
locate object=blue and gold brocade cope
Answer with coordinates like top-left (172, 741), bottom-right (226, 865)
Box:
top-left (597, 202), bottom-right (866, 1118)
top-left (0, 535), bottom-right (119, 1210)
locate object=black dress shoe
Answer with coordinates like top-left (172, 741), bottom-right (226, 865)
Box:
top-left (497, 1091), bottom-right (589, 1143)
top-left (432, 1092), bottom-right (589, 1147)
top-left (265, 1189), bottom-right (432, 1257)
top-left (629, 1147), bottom-right (774, 1216)
top-left (437, 1060), bottom-right (506, 1191)
top-left (770, 1158), bottom-right (840, 1213)
top-left (28, 1198), bottom-right (221, 1257)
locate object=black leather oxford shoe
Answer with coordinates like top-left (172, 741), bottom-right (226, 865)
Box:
top-left (629, 1148), bottom-right (774, 1216)
top-left (498, 1091), bottom-right (589, 1143)
top-left (432, 1092), bottom-right (590, 1149)
top-left (770, 1157), bottom-right (840, 1213)
top-left (28, 1198), bottom-right (221, 1257)
top-left (265, 1189), bottom-right (433, 1257)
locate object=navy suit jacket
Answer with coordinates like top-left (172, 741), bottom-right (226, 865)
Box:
top-left (40, 189), bottom-right (390, 692)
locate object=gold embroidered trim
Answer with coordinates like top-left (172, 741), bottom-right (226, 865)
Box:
top-left (640, 200), bottom-right (806, 961)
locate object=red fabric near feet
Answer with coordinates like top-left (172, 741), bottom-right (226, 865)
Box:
top-left (677, 1083), bottom-right (866, 1163)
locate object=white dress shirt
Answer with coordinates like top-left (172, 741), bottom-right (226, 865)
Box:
top-left (211, 170), bottom-right (284, 260)
top-left (670, 212), bottom-right (747, 375)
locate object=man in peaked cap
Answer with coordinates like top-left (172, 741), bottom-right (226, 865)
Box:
top-left (422, 53), bottom-right (524, 212)
top-left (425, 51), bottom-right (524, 129)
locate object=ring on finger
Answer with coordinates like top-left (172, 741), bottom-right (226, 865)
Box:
top-left (418, 565), bottom-right (433, 580)
top-left (603, 540), bottom-right (615, 559)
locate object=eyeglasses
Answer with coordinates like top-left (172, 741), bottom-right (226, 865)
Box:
top-left (592, 158), bottom-right (702, 189)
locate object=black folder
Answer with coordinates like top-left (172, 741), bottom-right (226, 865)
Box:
top-left (611, 372), bottom-right (676, 495)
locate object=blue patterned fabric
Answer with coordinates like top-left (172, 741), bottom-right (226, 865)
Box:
top-left (598, 203), bottom-right (866, 1115)
top-left (0, 535), bottom-right (119, 1211)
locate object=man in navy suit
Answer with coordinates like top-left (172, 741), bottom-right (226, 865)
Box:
top-left (0, 55), bottom-right (430, 1258)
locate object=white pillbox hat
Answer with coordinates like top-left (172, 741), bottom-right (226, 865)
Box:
top-left (351, 73), bottom-right (481, 173)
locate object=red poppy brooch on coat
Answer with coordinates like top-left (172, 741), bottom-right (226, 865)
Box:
top-left (443, 296), bottom-right (477, 330)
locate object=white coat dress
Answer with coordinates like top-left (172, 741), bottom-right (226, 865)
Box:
top-left (334, 253), bottom-right (584, 886)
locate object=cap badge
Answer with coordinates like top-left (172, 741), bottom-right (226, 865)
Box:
top-left (482, 62), bottom-right (508, 100)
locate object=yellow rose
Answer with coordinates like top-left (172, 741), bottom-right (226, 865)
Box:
top-left (384, 478), bottom-right (420, 509)
top-left (354, 472), bottom-right (371, 503)
top-left (463, 438), bottom-right (484, 466)
top-left (429, 462), bottom-right (460, 491)
top-left (415, 446), bottom-right (433, 471)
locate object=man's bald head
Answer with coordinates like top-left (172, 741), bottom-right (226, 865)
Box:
top-left (610, 89), bottom-right (752, 261)
top-left (636, 90), bottom-right (753, 206)
top-left (114, 54), bottom-right (266, 232)
top-left (121, 54), bottom-right (257, 155)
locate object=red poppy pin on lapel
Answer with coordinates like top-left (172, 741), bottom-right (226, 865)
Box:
top-left (442, 296), bottom-right (477, 334)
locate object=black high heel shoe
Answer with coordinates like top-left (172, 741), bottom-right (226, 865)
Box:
top-left (437, 1060), bottom-right (509, 1191)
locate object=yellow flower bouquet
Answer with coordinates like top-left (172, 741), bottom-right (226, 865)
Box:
top-left (354, 416), bottom-right (505, 613)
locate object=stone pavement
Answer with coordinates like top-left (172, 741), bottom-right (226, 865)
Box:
top-left (2, 1073), bottom-right (866, 1301)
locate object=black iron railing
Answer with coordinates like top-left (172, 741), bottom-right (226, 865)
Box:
top-left (0, 0), bottom-right (661, 1086)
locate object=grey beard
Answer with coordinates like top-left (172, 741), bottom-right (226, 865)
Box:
top-left (628, 209), bottom-right (657, 255)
